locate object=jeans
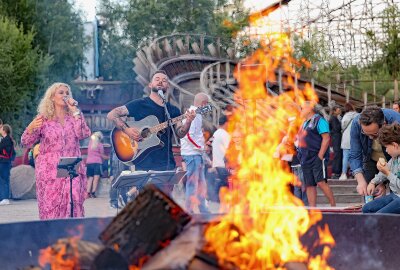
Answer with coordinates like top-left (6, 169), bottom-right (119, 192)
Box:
top-left (362, 192), bottom-right (400, 214)
top-left (342, 149), bottom-right (350, 174)
top-left (182, 155), bottom-right (209, 213)
top-left (292, 166), bottom-right (308, 206)
top-left (331, 138), bottom-right (342, 175)
top-left (207, 167), bottom-right (229, 202)
top-left (0, 162), bottom-right (11, 200)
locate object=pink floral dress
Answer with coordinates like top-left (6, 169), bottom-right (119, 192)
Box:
top-left (21, 115), bottom-right (91, 219)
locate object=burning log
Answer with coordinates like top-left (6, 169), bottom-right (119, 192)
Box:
top-left (138, 221), bottom-right (309, 270)
top-left (139, 223), bottom-right (215, 270)
top-left (284, 262), bottom-right (308, 270)
top-left (90, 247), bottom-right (129, 270)
top-left (38, 238), bottom-right (103, 270)
top-left (99, 184), bottom-right (191, 267)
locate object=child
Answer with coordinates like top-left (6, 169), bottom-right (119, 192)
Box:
top-left (363, 123), bottom-right (400, 214)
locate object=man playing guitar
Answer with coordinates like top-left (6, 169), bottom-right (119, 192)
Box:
top-left (107, 70), bottom-right (196, 171)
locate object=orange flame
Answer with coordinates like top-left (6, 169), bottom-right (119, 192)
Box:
top-left (205, 13), bottom-right (334, 270)
top-left (38, 237), bottom-right (80, 269)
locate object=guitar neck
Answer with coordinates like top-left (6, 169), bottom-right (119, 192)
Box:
top-left (150, 114), bottom-right (186, 134)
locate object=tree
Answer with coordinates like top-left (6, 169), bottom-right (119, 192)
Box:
top-left (292, 30), bottom-right (346, 84)
top-left (366, 4), bottom-right (400, 79)
top-left (0, 0), bottom-right (87, 84)
top-left (0, 16), bottom-right (51, 138)
top-left (97, 0), bottom-right (248, 81)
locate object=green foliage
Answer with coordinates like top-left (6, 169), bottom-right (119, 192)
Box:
top-left (0, 0), bottom-right (87, 84)
top-left (365, 5), bottom-right (400, 79)
top-left (97, 0), bottom-right (248, 81)
top-left (0, 16), bottom-right (51, 139)
top-left (292, 30), bottom-right (345, 84)
top-left (0, 0), bottom-right (86, 140)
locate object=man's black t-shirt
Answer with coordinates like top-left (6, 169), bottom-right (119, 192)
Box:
top-left (125, 97), bottom-right (181, 171)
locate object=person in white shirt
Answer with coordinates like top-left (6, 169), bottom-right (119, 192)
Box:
top-left (211, 115), bottom-right (231, 200)
top-left (180, 93), bottom-right (210, 213)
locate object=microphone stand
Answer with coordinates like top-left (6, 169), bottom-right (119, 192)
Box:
top-left (57, 157), bottom-right (81, 218)
top-left (158, 91), bottom-right (178, 144)
top-left (157, 90), bottom-right (178, 170)
top-left (66, 165), bottom-right (79, 218)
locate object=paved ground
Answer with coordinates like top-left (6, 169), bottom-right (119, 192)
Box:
top-left (0, 178), bottom-right (353, 224)
top-left (0, 178), bottom-right (222, 224)
top-left (0, 196), bottom-right (116, 224)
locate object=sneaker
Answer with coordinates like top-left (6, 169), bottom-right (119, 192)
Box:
top-left (339, 173), bottom-right (348, 180)
top-left (126, 189), bottom-right (139, 202)
top-left (118, 194), bottom-right (126, 208)
top-left (109, 203), bottom-right (121, 209)
top-left (331, 174), bottom-right (340, 179)
top-left (91, 192), bottom-right (96, 198)
top-left (0, 199), bottom-right (10, 205)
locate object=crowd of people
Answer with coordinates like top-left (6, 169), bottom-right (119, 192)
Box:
top-left (279, 101), bottom-right (400, 213)
top-left (106, 71), bottom-right (230, 212)
top-left (2, 70), bottom-right (400, 219)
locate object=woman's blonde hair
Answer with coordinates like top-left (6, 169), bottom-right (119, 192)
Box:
top-left (90, 131), bottom-right (103, 150)
top-left (37, 83), bottom-right (73, 119)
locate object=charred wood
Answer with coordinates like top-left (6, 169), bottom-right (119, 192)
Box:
top-left (99, 185), bottom-right (191, 266)
top-left (38, 238), bottom-right (103, 270)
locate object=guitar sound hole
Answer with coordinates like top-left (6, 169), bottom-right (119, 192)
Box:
top-left (141, 128), bottom-right (150, 138)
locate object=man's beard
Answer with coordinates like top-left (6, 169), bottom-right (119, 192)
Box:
top-left (151, 86), bottom-right (167, 93)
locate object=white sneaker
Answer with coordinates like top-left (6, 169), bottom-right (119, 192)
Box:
top-left (339, 173), bottom-right (348, 180)
top-left (0, 199), bottom-right (10, 205)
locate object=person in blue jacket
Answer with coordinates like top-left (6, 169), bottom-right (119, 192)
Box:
top-left (350, 106), bottom-right (400, 196)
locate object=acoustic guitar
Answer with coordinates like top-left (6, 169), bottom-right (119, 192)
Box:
top-left (111, 104), bottom-right (212, 165)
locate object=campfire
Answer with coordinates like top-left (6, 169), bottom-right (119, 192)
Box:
top-left (203, 14), bottom-right (335, 270)
top-left (32, 7), bottom-right (336, 270)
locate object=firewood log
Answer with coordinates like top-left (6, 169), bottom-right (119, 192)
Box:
top-left (99, 184), bottom-right (191, 266)
top-left (38, 238), bottom-right (103, 270)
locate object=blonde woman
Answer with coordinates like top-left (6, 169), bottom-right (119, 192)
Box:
top-left (86, 131), bottom-right (108, 198)
top-left (21, 83), bottom-right (91, 219)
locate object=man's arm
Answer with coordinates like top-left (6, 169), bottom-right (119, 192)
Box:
top-left (318, 133), bottom-right (330, 160)
top-left (174, 110), bottom-right (196, 138)
top-left (349, 119), bottom-right (364, 175)
top-left (175, 120), bottom-right (192, 139)
top-left (107, 106), bottom-right (129, 130)
top-left (348, 119), bottom-right (369, 195)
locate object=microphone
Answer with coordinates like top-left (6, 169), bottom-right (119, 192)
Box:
top-left (63, 96), bottom-right (78, 106)
top-left (157, 90), bottom-right (166, 101)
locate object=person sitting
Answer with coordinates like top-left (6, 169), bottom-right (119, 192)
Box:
top-left (392, 102), bottom-right (399, 113)
top-left (363, 123), bottom-right (400, 214)
top-left (350, 106), bottom-right (400, 197)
